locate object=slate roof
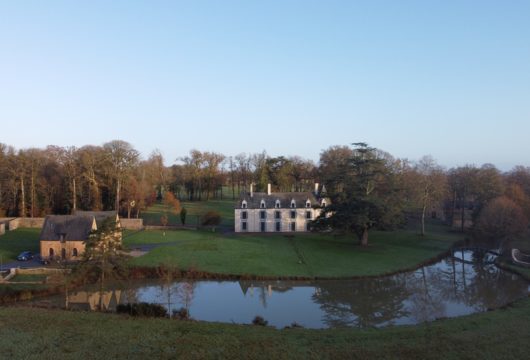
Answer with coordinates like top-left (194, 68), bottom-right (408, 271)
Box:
top-left (236, 191), bottom-right (328, 209)
top-left (74, 211), bottom-right (119, 227)
top-left (39, 215), bottom-right (96, 241)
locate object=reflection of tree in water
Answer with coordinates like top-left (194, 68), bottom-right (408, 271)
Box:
top-left (407, 267), bottom-right (446, 323)
top-left (313, 276), bottom-right (411, 328)
top-left (177, 281), bottom-right (196, 312)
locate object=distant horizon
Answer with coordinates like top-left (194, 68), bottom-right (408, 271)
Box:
top-left (1, 1), bottom-right (529, 171)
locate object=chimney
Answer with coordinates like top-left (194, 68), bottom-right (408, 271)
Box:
top-left (314, 183), bottom-right (319, 195)
top-left (267, 183), bottom-right (272, 196)
top-left (250, 183), bottom-right (254, 198)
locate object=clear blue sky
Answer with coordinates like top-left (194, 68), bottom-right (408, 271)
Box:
top-left (1, 1), bottom-right (529, 169)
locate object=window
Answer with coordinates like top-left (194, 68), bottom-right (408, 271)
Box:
top-left (72, 248), bottom-right (78, 257)
top-left (290, 210), bottom-right (296, 219)
top-left (290, 201), bottom-right (296, 209)
top-left (61, 248), bottom-right (66, 260)
top-left (321, 201), bottom-right (326, 208)
top-left (242, 201), bottom-right (247, 209)
top-left (306, 211), bottom-right (312, 219)
top-left (306, 201), bottom-right (311, 208)
top-left (290, 222), bottom-right (296, 231)
top-left (242, 211), bottom-right (248, 220)
top-left (275, 211), bottom-right (281, 220)
top-left (306, 223), bottom-right (311, 231)
top-left (260, 222), bottom-right (266, 232)
top-left (275, 200), bottom-right (281, 209)
top-left (59, 233), bottom-right (66, 243)
top-left (49, 248), bottom-right (54, 257)
top-left (260, 201), bottom-right (266, 209)
top-left (242, 222), bottom-right (247, 231)
top-left (275, 222), bottom-right (281, 232)
top-left (260, 210), bottom-right (266, 220)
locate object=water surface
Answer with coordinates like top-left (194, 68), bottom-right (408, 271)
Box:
top-left (38, 250), bottom-right (530, 329)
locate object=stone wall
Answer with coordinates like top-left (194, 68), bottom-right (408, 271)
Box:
top-left (120, 218), bottom-right (144, 230)
top-left (0, 217), bottom-right (45, 231)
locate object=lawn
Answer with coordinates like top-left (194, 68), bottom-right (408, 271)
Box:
top-left (140, 199), bottom-right (235, 228)
top-left (0, 228), bottom-right (40, 262)
top-left (125, 221), bottom-right (464, 277)
top-left (1, 296), bottom-right (529, 359)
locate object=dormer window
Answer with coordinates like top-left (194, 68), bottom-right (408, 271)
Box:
top-left (241, 201), bottom-right (247, 209)
top-left (321, 200), bottom-right (326, 208)
top-left (290, 200), bottom-right (296, 209)
top-left (306, 201), bottom-right (311, 208)
top-left (260, 200), bottom-right (266, 209)
top-left (275, 200), bottom-right (281, 209)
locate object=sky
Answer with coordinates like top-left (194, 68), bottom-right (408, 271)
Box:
top-left (1, 1), bottom-right (529, 170)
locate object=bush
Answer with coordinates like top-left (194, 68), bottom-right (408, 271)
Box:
top-left (201, 211), bottom-right (221, 227)
top-left (172, 307), bottom-right (190, 320)
top-left (252, 315), bottom-right (268, 326)
top-left (180, 207), bottom-right (187, 225)
top-left (116, 302), bottom-right (168, 317)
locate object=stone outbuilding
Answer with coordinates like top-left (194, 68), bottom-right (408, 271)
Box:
top-left (39, 211), bottom-right (120, 261)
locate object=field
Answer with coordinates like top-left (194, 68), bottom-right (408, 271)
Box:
top-left (1, 296), bottom-right (529, 359)
top-left (125, 221), bottom-right (464, 277)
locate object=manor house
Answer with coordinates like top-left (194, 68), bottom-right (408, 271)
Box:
top-left (234, 184), bottom-right (329, 233)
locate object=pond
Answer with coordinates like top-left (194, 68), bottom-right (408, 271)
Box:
top-left (36, 250), bottom-right (529, 329)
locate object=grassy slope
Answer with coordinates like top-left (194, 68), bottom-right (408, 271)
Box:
top-left (1, 298), bottom-right (529, 360)
top-left (125, 222), bottom-right (464, 277)
top-left (0, 228), bottom-right (40, 262)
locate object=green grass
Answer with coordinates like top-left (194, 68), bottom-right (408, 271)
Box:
top-left (1, 296), bottom-right (530, 359)
top-left (125, 222), bottom-right (464, 277)
top-left (140, 199), bottom-right (235, 227)
top-left (0, 228), bottom-right (40, 262)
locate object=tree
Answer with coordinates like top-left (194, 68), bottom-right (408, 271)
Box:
top-left (180, 207), bottom-right (187, 225)
top-left (314, 143), bottom-right (404, 246)
top-left (201, 211), bottom-right (221, 231)
top-left (414, 156), bottom-right (447, 236)
top-left (103, 140), bottom-right (139, 212)
top-left (475, 196), bottom-right (528, 249)
top-left (77, 217), bottom-right (127, 310)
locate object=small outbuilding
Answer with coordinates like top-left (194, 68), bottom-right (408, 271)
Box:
top-left (39, 212), bottom-right (120, 261)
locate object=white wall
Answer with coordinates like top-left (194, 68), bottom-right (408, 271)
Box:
top-left (235, 208), bottom-right (322, 233)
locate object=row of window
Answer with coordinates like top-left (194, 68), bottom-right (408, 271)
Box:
top-left (241, 200), bottom-right (326, 209)
top-left (241, 210), bottom-right (312, 220)
top-left (48, 247), bottom-right (78, 258)
top-left (241, 221), bottom-right (311, 232)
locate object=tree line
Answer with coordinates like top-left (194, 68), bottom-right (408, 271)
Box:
top-left (1, 140), bottom-right (530, 245)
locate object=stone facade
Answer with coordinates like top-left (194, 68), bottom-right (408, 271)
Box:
top-left (119, 218), bottom-right (144, 230)
top-left (234, 184), bottom-right (329, 233)
top-left (40, 240), bottom-right (86, 261)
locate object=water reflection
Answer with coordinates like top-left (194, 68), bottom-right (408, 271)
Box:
top-left (46, 251), bottom-right (528, 329)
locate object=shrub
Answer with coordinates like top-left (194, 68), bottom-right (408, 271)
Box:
top-left (116, 302), bottom-right (168, 317)
top-left (252, 315), bottom-right (268, 326)
top-left (201, 211), bottom-right (221, 227)
top-left (172, 307), bottom-right (190, 320)
top-left (180, 207), bottom-right (187, 225)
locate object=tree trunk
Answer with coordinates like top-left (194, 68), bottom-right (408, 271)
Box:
top-left (72, 177), bottom-right (77, 212)
top-left (460, 195), bottom-right (466, 233)
top-left (31, 170), bottom-right (35, 218)
top-left (115, 179), bottom-right (121, 212)
top-left (421, 202), bottom-right (427, 236)
top-left (360, 227), bottom-right (369, 246)
top-left (20, 176), bottom-right (25, 217)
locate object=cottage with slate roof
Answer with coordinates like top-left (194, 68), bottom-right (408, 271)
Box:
top-left (234, 183), bottom-right (329, 233)
top-left (39, 212), bottom-right (120, 261)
